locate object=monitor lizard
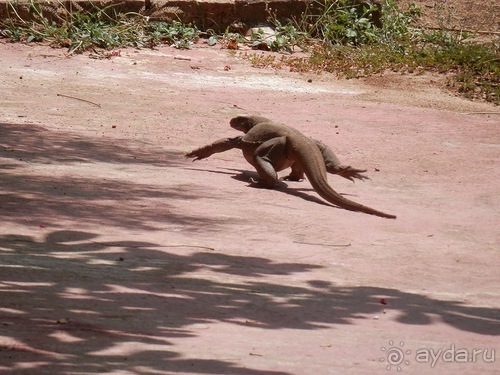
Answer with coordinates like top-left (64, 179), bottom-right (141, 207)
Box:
top-left (186, 115), bottom-right (396, 219)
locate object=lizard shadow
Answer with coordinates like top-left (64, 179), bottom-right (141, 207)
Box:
top-left (228, 169), bottom-right (338, 208)
top-left (187, 166), bottom-right (361, 210)
top-left (183, 167), bottom-right (238, 176)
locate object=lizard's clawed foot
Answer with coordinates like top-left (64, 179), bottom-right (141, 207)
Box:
top-left (336, 166), bottom-right (370, 182)
top-left (185, 147), bottom-right (211, 161)
top-left (248, 177), bottom-right (260, 185)
top-left (282, 175), bottom-right (304, 182)
top-left (248, 177), bottom-right (280, 189)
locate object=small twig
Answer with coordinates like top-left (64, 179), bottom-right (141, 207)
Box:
top-left (164, 244), bottom-right (216, 251)
top-left (56, 93), bottom-right (101, 108)
top-left (90, 241), bottom-right (215, 251)
top-left (461, 112), bottom-right (500, 115)
top-left (30, 54), bottom-right (68, 59)
top-left (293, 241), bottom-right (351, 248)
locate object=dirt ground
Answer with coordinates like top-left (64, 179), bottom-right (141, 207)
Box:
top-left (0, 33), bottom-right (499, 375)
top-left (396, 0), bottom-right (499, 32)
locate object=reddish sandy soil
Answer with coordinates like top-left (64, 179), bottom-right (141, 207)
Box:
top-left (0, 37), bottom-right (499, 375)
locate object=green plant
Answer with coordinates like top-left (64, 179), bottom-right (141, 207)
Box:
top-left (248, 23), bottom-right (308, 53)
top-left (257, 0), bottom-right (498, 103)
top-left (293, 0), bottom-right (373, 46)
top-left (146, 20), bottom-right (199, 49)
top-left (0, 0), bottom-right (199, 54)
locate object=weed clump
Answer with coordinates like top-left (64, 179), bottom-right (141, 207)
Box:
top-left (244, 0), bottom-right (499, 103)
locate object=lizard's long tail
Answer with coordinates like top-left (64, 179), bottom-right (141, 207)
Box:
top-left (297, 141), bottom-right (397, 219)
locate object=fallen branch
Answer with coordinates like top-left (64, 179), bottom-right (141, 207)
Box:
top-left (293, 241), bottom-right (352, 248)
top-left (56, 93), bottom-right (101, 108)
top-left (461, 112), bottom-right (500, 115)
top-left (91, 241), bottom-right (215, 251)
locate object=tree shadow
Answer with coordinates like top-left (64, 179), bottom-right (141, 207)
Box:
top-left (0, 122), bottom-right (172, 166)
top-left (0, 123), bottom-right (229, 231)
top-left (0, 230), bottom-right (498, 374)
top-left (0, 171), bottom-right (225, 230)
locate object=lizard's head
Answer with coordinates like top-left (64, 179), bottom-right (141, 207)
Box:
top-left (230, 115), bottom-right (270, 133)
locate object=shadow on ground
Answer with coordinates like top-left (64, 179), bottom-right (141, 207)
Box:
top-left (0, 122), bottom-right (228, 230)
top-left (0, 122), bottom-right (171, 166)
top-left (0, 230), bottom-right (499, 374)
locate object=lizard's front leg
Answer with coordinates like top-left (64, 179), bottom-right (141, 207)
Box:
top-left (186, 136), bottom-right (243, 161)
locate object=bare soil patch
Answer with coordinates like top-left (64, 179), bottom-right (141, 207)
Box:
top-left (397, 0), bottom-right (499, 32)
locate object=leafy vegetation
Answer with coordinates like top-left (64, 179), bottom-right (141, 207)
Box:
top-left (0, 1), bottom-right (199, 54)
top-left (0, 0), bottom-right (498, 103)
top-left (245, 0), bottom-right (499, 103)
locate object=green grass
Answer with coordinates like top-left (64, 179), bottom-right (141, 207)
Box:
top-left (0, 0), bottom-right (498, 103)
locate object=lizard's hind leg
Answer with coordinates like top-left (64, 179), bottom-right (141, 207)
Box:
top-left (283, 164), bottom-right (305, 181)
top-left (313, 139), bottom-right (369, 182)
top-left (251, 137), bottom-right (287, 188)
